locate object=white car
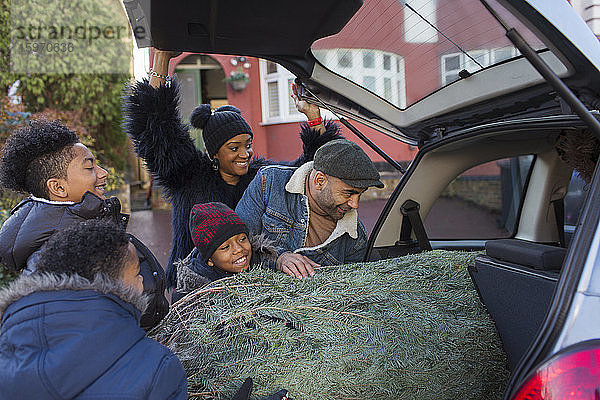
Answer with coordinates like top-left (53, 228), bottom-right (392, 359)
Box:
top-left (126, 0), bottom-right (600, 397)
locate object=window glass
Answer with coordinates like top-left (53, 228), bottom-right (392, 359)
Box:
top-left (424, 155), bottom-right (534, 239)
top-left (338, 50), bottom-right (352, 68)
top-left (267, 81), bottom-right (279, 118)
top-left (363, 76), bottom-right (376, 92)
top-left (383, 55), bottom-right (391, 71)
top-left (404, 0), bottom-right (438, 43)
top-left (441, 47), bottom-right (519, 85)
top-left (266, 61), bottom-right (278, 74)
top-left (311, 0), bottom-right (545, 107)
top-left (312, 48), bottom-right (406, 108)
top-left (363, 52), bottom-right (375, 68)
top-left (564, 173), bottom-right (587, 226)
top-left (384, 78), bottom-right (392, 101)
top-left (260, 59), bottom-right (336, 124)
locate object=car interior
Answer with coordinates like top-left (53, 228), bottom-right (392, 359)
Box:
top-left (123, 0), bottom-right (600, 396)
top-left (366, 120), bottom-right (590, 373)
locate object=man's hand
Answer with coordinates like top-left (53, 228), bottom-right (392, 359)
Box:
top-left (276, 252), bottom-right (318, 279)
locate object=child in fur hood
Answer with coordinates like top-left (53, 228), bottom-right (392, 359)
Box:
top-left (0, 119), bottom-right (168, 330)
top-left (175, 202), bottom-right (278, 300)
top-left (0, 219), bottom-right (188, 399)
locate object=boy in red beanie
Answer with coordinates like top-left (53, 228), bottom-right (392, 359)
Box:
top-left (174, 202), bottom-right (277, 300)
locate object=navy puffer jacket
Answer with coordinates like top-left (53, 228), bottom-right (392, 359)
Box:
top-left (0, 273), bottom-right (187, 399)
top-left (0, 192), bottom-right (113, 272)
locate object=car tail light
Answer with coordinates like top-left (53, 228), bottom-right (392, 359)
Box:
top-left (512, 345), bottom-right (600, 400)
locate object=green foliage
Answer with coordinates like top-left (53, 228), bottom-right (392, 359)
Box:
top-left (0, 264), bottom-right (18, 288)
top-left (152, 250), bottom-right (509, 400)
top-left (0, 203), bottom-right (18, 287)
top-left (0, 0), bottom-right (131, 170)
top-left (0, 97), bottom-right (30, 141)
top-left (0, 0), bottom-right (132, 288)
top-left (223, 67), bottom-right (249, 83)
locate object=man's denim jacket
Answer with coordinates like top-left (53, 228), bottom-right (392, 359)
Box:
top-left (235, 162), bottom-right (368, 265)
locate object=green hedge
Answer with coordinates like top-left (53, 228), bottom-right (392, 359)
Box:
top-left (0, 0), bottom-right (130, 170)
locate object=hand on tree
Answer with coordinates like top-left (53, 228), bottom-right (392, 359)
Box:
top-left (276, 252), bottom-right (318, 279)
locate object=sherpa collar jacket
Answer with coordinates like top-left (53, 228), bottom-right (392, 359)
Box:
top-left (0, 273), bottom-right (187, 399)
top-left (235, 162), bottom-right (368, 266)
top-left (123, 78), bottom-right (344, 289)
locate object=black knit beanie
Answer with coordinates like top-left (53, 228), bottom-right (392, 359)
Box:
top-left (189, 202), bottom-right (250, 262)
top-left (190, 104), bottom-right (252, 157)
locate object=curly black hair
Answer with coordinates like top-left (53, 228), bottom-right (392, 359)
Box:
top-left (0, 119), bottom-right (79, 198)
top-left (36, 219), bottom-right (133, 281)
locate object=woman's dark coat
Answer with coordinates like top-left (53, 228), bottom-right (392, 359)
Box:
top-left (123, 79), bottom-right (343, 288)
top-left (0, 273), bottom-right (187, 399)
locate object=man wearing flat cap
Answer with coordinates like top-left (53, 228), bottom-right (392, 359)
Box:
top-left (236, 139), bottom-right (383, 279)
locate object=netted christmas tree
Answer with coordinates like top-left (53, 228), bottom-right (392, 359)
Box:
top-left (151, 250), bottom-right (509, 399)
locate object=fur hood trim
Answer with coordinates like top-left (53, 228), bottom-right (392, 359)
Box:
top-left (249, 233), bottom-right (279, 265)
top-left (0, 273), bottom-right (148, 317)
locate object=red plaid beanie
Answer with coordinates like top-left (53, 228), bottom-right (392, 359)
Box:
top-left (189, 202), bottom-right (249, 262)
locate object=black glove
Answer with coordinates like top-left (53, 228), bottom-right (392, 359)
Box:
top-left (232, 377), bottom-right (288, 400)
top-left (260, 389), bottom-right (288, 400)
top-left (232, 377), bottom-right (253, 400)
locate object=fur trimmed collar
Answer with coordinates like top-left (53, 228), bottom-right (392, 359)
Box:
top-left (284, 161), bottom-right (359, 248)
top-left (0, 273), bottom-right (148, 317)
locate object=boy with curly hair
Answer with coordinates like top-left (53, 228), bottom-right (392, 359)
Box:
top-left (0, 119), bottom-right (168, 330)
top-left (0, 219), bottom-right (188, 399)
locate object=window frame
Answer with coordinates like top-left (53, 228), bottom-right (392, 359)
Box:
top-left (311, 48), bottom-right (407, 109)
top-left (259, 59), bottom-right (337, 125)
top-left (440, 47), bottom-right (519, 85)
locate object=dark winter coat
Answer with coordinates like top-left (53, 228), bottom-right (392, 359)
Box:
top-left (0, 273), bottom-right (187, 399)
top-left (174, 234), bottom-right (278, 300)
top-left (0, 192), bottom-right (123, 273)
top-left (123, 79), bottom-right (343, 289)
top-left (0, 192), bottom-right (169, 330)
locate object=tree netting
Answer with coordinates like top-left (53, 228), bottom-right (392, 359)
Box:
top-left (150, 250), bottom-right (509, 399)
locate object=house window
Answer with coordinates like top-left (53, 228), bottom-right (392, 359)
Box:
top-left (383, 54), bottom-right (391, 71)
top-left (404, 0), bottom-right (438, 43)
top-left (266, 61), bottom-right (278, 74)
top-left (311, 48), bottom-right (406, 108)
top-left (441, 47), bottom-right (519, 85)
top-left (338, 51), bottom-right (352, 68)
top-left (363, 76), bottom-right (376, 92)
top-left (259, 60), bottom-right (308, 124)
top-left (363, 52), bottom-right (375, 68)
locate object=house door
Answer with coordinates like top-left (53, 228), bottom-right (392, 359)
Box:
top-left (176, 55), bottom-right (227, 148)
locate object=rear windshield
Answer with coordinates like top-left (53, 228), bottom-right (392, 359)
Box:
top-left (311, 0), bottom-right (545, 109)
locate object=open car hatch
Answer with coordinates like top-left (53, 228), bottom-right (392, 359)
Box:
top-left (124, 0), bottom-right (600, 145)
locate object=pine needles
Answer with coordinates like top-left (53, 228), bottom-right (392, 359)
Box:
top-left (151, 250), bottom-right (509, 399)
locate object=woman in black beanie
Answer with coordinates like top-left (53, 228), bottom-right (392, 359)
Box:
top-left (123, 50), bottom-right (343, 295)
